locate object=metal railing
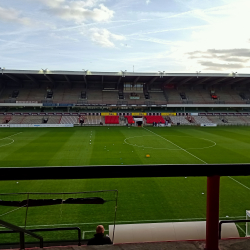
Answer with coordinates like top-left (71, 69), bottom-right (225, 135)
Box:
top-left (219, 219), bottom-right (250, 239)
top-left (2, 164), bottom-right (250, 180)
top-left (0, 227), bottom-right (81, 248)
top-left (0, 219), bottom-right (43, 250)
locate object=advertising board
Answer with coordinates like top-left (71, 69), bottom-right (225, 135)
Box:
top-left (200, 123), bottom-right (217, 127)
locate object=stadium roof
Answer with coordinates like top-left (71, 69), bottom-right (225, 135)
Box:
top-left (1, 69), bottom-right (250, 88)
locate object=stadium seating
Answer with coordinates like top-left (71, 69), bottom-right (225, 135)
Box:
top-left (105, 116), bottom-right (119, 124)
top-left (206, 116), bottom-right (226, 124)
top-left (241, 116), bottom-right (250, 123)
top-left (164, 89), bottom-right (181, 103)
top-left (145, 115), bottom-right (165, 124)
top-left (60, 116), bottom-right (78, 124)
top-left (47, 116), bottom-right (61, 124)
top-left (169, 116), bottom-right (192, 125)
top-left (193, 116), bottom-right (212, 124)
top-left (102, 91), bottom-right (118, 104)
top-left (21, 116), bottom-right (43, 124)
top-left (84, 115), bottom-right (104, 125)
top-left (124, 115), bottom-right (134, 124)
top-left (147, 92), bottom-right (166, 104)
top-left (221, 116), bottom-right (249, 124)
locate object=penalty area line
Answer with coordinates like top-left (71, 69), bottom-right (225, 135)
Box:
top-left (236, 224), bottom-right (246, 235)
top-left (228, 176), bottom-right (250, 191)
top-left (0, 132), bottom-right (23, 140)
top-left (143, 127), bottom-right (207, 164)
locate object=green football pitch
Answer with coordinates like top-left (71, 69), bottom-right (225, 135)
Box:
top-left (0, 126), bottom-right (250, 243)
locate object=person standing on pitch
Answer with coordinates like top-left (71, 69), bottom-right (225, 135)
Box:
top-left (87, 225), bottom-right (113, 245)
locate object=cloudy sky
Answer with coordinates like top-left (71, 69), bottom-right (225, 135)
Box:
top-left (1, 0), bottom-right (250, 73)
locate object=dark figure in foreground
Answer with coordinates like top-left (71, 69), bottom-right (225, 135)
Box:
top-left (87, 225), bottom-right (113, 245)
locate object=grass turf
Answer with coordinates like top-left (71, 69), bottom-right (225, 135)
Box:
top-left (0, 126), bottom-right (250, 242)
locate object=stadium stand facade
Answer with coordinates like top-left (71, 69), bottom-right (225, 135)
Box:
top-left (2, 70), bottom-right (250, 250)
top-left (0, 69), bottom-right (250, 126)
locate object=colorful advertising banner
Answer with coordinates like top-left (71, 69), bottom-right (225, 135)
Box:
top-left (131, 113), bottom-right (147, 116)
top-left (161, 113), bottom-right (176, 116)
top-left (101, 113), bottom-right (117, 116)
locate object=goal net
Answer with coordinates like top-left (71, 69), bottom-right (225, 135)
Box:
top-left (0, 190), bottom-right (118, 244)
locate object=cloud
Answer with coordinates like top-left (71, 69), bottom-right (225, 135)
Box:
top-left (146, 0), bottom-right (151, 4)
top-left (37, 0), bottom-right (113, 23)
top-left (187, 49), bottom-right (250, 63)
top-left (199, 61), bottom-right (246, 71)
top-left (0, 6), bottom-right (32, 25)
top-left (85, 28), bottom-right (125, 47)
top-left (163, 1), bottom-right (250, 72)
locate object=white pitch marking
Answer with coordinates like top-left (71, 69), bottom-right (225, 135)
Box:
top-left (236, 224), bottom-right (246, 234)
top-left (124, 135), bottom-right (216, 150)
top-left (2, 216), bottom-right (245, 229)
top-left (82, 232), bottom-right (85, 239)
top-left (228, 176), bottom-right (250, 191)
top-left (1, 132), bottom-right (23, 139)
top-left (143, 128), bottom-right (207, 164)
top-left (0, 138), bottom-right (14, 148)
top-left (0, 205), bottom-right (27, 217)
top-left (0, 132), bottom-right (23, 148)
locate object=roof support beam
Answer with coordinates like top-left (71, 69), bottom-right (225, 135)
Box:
top-left (64, 75), bottom-right (72, 88)
top-left (148, 76), bottom-right (158, 86)
top-left (227, 78), bottom-right (245, 85)
top-left (231, 79), bottom-right (250, 89)
top-left (208, 78), bottom-right (227, 88)
top-left (5, 74), bottom-right (23, 87)
top-left (0, 78), bottom-right (5, 90)
top-left (176, 77), bottom-right (193, 88)
top-left (193, 77), bottom-right (210, 87)
top-left (83, 75), bottom-right (87, 89)
top-left (218, 78), bottom-right (245, 89)
top-left (134, 76), bottom-right (140, 84)
top-left (26, 74), bottom-right (40, 87)
top-left (44, 74), bottom-right (55, 88)
top-left (117, 76), bottom-right (122, 90)
top-left (163, 77), bottom-right (176, 85)
top-left (162, 77), bottom-right (176, 89)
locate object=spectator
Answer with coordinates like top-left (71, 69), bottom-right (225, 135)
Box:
top-left (87, 225), bottom-right (112, 245)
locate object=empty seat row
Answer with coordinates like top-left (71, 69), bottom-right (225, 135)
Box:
top-left (145, 115), bottom-right (165, 124)
top-left (124, 115), bottom-right (134, 124)
top-left (105, 116), bottom-right (119, 124)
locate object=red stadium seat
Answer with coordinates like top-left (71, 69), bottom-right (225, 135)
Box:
top-left (105, 116), bottom-right (119, 124)
top-left (124, 115), bottom-right (134, 124)
top-left (145, 115), bottom-right (165, 124)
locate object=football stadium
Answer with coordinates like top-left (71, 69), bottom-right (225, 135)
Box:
top-left (1, 69), bottom-right (250, 249)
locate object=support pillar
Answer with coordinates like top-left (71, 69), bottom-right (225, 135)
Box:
top-left (205, 175), bottom-right (220, 250)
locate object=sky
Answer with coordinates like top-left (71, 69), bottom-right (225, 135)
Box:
top-left (1, 0), bottom-right (250, 73)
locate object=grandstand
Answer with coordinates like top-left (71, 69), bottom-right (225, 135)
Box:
top-left (169, 115), bottom-right (192, 125)
top-left (105, 115), bottom-right (119, 124)
top-left (2, 69), bottom-right (250, 250)
top-left (192, 116), bottom-right (212, 124)
top-left (124, 115), bottom-right (134, 124)
top-left (84, 115), bottom-right (104, 125)
top-left (145, 115), bottom-right (165, 124)
top-left (60, 116), bottom-right (78, 124)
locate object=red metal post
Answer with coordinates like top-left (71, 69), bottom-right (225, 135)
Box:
top-left (205, 175), bottom-right (220, 250)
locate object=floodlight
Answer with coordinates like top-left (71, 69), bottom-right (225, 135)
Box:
top-left (41, 68), bottom-right (48, 75)
top-left (232, 71), bottom-right (237, 78)
top-left (158, 71), bottom-right (165, 78)
top-left (121, 70), bottom-right (127, 77)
